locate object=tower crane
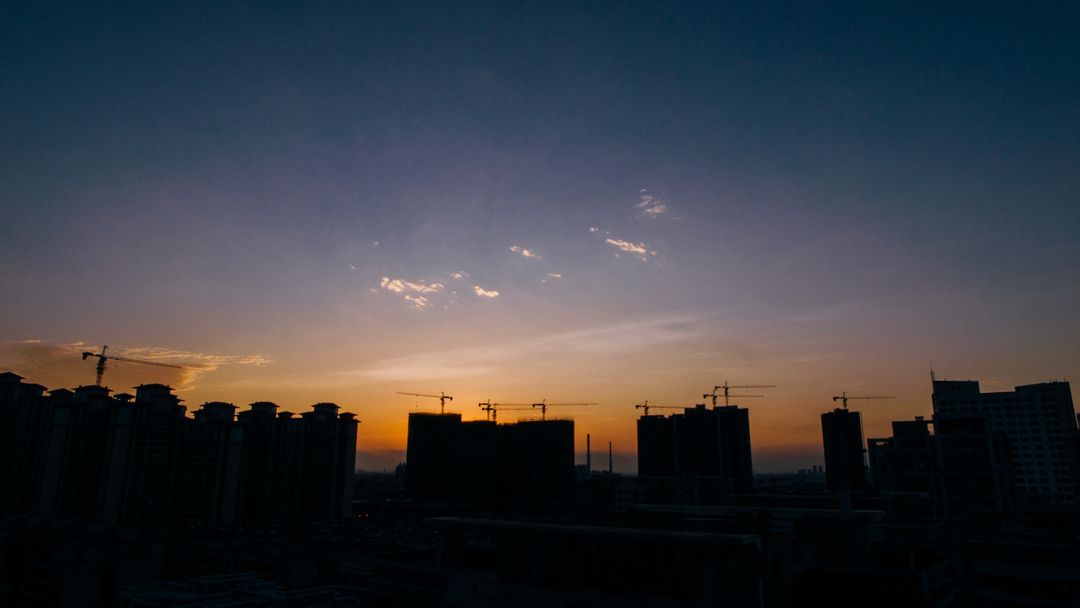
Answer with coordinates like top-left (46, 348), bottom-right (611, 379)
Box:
top-left (706, 382), bottom-right (776, 407)
top-left (832, 392), bottom-right (895, 410)
top-left (81, 345), bottom-right (184, 387)
top-left (531, 399), bottom-right (596, 420)
top-left (478, 400), bottom-right (532, 422)
top-left (396, 391), bottom-right (454, 414)
top-left (634, 400), bottom-right (684, 416)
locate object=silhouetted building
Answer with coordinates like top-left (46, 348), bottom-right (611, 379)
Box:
top-left (117, 384), bottom-right (187, 527)
top-left (455, 420), bottom-right (498, 504)
top-left (498, 419), bottom-right (576, 506)
top-left (821, 408), bottom-right (867, 492)
top-left (676, 404), bottom-right (724, 477)
top-left (636, 414), bottom-right (678, 476)
top-left (868, 417), bottom-right (936, 497)
top-left (431, 516), bottom-right (766, 607)
top-left (295, 403), bottom-right (358, 520)
top-left (933, 379), bottom-right (1077, 504)
top-left (1, 372), bottom-right (359, 528)
top-left (0, 372), bottom-right (49, 513)
top-left (406, 412), bottom-right (463, 500)
top-left (235, 401), bottom-right (280, 522)
top-left (118, 572), bottom-right (349, 607)
top-left (37, 385), bottom-right (127, 520)
top-left (177, 402), bottom-right (242, 526)
top-left (712, 405), bottom-right (754, 492)
top-left (637, 404), bottom-right (753, 493)
top-left (934, 414), bottom-right (1014, 519)
top-left (405, 414), bottom-right (575, 507)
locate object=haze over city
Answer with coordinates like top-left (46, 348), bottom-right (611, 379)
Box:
top-left (3, 2), bottom-right (1079, 472)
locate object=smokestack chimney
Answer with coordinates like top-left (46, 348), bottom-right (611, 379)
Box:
top-left (586, 433), bottom-right (591, 473)
top-left (608, 441), bottom-right (613, 474)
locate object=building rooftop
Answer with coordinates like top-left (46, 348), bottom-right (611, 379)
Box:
top-left (428, 516), bottom-right (760, 545)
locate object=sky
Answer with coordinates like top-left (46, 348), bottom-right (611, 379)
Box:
top-left (2, 2), bottom-right (1079, 472)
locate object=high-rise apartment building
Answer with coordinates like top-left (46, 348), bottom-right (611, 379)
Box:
top-left (636, 404), bottom-right (754, 493)
top-left (933, 380), bottom-right (1077, 504)
top-left (0, 372), bottom-right (359, 526)
top-left (821, 408), bottom-right (867, 492)
top-left (405, 413), bottom-right (576, 506)
top-left (867, 417), bottom-right (935, 496)
top-left (636, 415), bottom-right (678, 476)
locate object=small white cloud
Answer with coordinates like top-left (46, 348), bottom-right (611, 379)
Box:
top-left (509, 245), bottom-right (541, 260)
top-left (379, 276), bottom-right (448, 309)
top-left (380, 277), bottom-right (445, 294)
top-left (348, 264), bottom-right (357, 271)
top-left (547, 272), bottom-right (562, 279)
top-left (636, 192), bottom-right (669, 218)
top-left (588, 227), bottom-right (599, 233)
top-left (605, 238), bottom-right (656, 261)
top-left (450, 271), bottom-right (468, 280)
top-left (473, 285), bottom-right (500, 298)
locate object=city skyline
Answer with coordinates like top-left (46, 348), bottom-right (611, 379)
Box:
top-left (4, 3), bottom-right (1079, 472)
top-left (0, 361), bottom-right (1070, 474)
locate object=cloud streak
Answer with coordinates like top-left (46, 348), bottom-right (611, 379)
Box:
top-left (0, 340), bottom-right (269, 391)
top-left (605, 237), bottom-right (656, 261)
top-left (473, 285), bottom-right (500, 298)
top-left (380, 277), bottom-right (445, 294)
top-left (355, 312), bottom-right (710, 380)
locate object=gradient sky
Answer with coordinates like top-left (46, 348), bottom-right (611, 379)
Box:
top-left (3, 2), bottom-right (1079, 472)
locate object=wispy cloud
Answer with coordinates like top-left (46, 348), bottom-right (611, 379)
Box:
top-left (636, 190), bottom-right (669, 218)
top-left (450, 271), bottom-right (468, 280)
top-left (117, 346), bottom-right (270, 368)
top-left (473, 285), bottom-right (500, 298)
top-left (605, 237), bottom-right (656, 261)
top-left (546, 272), bottom-right (562, 279)
top-left (403, 295), bottom-right (429, 309)
top-left (509, 245), bottom-right (542, 260)
top-left (355, 312), bottom-right (710, 380)
top-left (0, 340), bottom-right (269, 391)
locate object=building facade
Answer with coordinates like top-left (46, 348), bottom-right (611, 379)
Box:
top-left (933, 380), bottom-right (1077, 504)
top-left (821, 408), bottom-right (867, 492)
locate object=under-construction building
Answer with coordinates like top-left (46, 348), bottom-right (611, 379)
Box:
top-left (635, 404), bottom-right (754, 494)
top-left (405, 413), bottom-right (575, 507)
top-left (821, 408), bottom-right (867, 492)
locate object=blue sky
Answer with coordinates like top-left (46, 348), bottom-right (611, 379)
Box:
top-left (2, 2), bottom-right (1078, 470)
